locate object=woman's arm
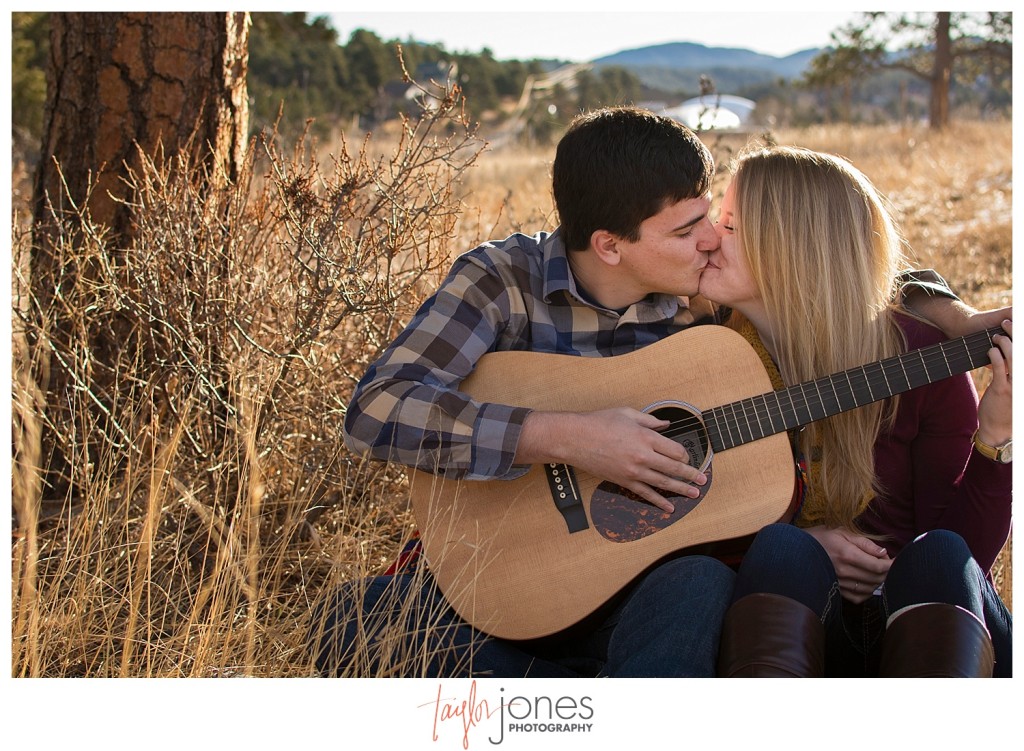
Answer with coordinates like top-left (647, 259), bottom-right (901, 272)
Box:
top-left (908, 324), bottom-right (1012, 572)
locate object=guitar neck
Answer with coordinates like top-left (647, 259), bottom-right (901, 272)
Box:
top-left (705, 326), bottom-right (1003, 453)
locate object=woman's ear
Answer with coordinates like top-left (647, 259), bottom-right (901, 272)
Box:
top-left (590, 229), bottom-right (622, 267)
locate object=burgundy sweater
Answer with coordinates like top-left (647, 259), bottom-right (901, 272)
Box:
top-left (857, 315), bottom-right (1012, 573)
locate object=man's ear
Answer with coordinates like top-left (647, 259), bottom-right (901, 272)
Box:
top-left (590, 229), bottom-right (622, 267)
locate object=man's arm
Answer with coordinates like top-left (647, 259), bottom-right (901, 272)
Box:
top-left (906, 296), bottom-right (1012, 339)
top-left (898, 268), bottom-right (1011, 338)
top-left (343, 255), bottom-right (531, 481)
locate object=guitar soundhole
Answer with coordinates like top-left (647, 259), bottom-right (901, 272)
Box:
top-left (591, 402), bottom-right (713, 543)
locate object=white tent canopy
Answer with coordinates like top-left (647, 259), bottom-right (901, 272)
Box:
top-left (661, 95), bottom-right (756, 130)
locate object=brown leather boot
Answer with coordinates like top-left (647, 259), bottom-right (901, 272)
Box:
top-left (879, 603), bottom-right (994, 677)
top-left (717, 593), bottom-right (825, 677)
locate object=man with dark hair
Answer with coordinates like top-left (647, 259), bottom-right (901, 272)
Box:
top-left (553, 107), bottom-right (715, 252)
top-left (311, 106), bottom-right (995, 678)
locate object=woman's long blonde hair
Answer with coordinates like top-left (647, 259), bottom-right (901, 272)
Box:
top-left (732, 146), bottom-right (909, 531)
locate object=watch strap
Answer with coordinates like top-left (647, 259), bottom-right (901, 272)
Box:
top-left (973, 429), bottom-right (1011, 463)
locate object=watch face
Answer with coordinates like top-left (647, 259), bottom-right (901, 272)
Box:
top-left (1002, 441), bottom-right (1012, 463)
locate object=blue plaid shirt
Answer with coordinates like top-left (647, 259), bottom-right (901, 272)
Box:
top-left (343, 228), bottom-right (952, 481)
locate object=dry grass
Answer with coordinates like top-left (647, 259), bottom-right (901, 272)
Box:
top-left (10, 114), bottom-right (1012, 677)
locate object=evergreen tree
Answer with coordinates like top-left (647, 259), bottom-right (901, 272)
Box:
top-left (805, 12), bottom-right (1011, 129)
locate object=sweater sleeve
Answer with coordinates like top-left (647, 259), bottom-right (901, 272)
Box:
top-left (865, 318), bottom-right (1012, 574)
top-left (889, 317), bottom-right (1012, 573)
top-left (908, 369), bottom-right (1012, 573)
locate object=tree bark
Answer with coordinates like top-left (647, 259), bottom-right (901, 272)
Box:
top-left (29, 12), bottom-right (250, 502)
top-left (929, 11), bottom-right (953, 129)
top-left (33, 12), bottom-right (249, 245)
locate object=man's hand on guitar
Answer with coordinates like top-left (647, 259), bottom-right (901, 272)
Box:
top-left (805, 526), bottom-right (892, 604)
top-left (517, 408), bottom-right (707, 513)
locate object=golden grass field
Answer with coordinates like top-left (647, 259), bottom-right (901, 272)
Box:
top-left (10, 116), bottom-right (1012, 677)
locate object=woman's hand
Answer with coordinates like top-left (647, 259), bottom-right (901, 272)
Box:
top-left (805, 525), bottom-right (892, 604)
top-left (976, 319), bottom-right (1012, 448)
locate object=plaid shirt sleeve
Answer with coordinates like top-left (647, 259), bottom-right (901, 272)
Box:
top-left (343, 251), bottom-right (533, 481)
top-left (898, 268), bottom-right (957, 300)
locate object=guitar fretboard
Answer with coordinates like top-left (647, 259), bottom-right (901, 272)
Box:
top-left (704, 326), bottom-right (1003, 453)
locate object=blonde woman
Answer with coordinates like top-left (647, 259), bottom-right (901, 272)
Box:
top-left (698, 146), bottom-right (1012, 677)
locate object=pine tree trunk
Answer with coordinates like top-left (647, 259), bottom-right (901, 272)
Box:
top-left (929, 12), bottom-right (953, 130)
top-left (29, 12), bottom-right (249, 502)
top-left (33, 12), bottom-right (248, 245)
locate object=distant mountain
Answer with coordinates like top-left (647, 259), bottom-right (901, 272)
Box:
top-left (592, 41), bottom-right (823, 95)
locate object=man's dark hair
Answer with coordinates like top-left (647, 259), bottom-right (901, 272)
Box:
top-left (552, 107), bottom-right (715, 251)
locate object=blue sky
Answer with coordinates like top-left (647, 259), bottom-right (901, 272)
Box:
top-left (324, 9), bottom-right (860, 61)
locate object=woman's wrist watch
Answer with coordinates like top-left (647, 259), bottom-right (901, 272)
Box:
top-left (973, 430), bottom-right (1013, 463)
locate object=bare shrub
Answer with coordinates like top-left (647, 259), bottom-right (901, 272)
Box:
top-left (12, 79), bottom-right (485, 676)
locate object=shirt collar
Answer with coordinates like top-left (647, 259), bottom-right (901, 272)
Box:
top-left (540, 228), bottom-right (684, 323)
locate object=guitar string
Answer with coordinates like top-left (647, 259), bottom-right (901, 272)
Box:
top-left (654, 331), bottom-right (997, 446)
top-left (660, 347), bottom-right (986, 443)
top-left (660, 337), bottom-right (993, 443)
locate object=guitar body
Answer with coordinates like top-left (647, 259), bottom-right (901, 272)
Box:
top-left (409, 325), bottom-right (795, 641)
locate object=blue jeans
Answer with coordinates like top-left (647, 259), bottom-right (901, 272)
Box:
top-left (732, 524), bottom-right (1012, 677)
top-left (310, 555), bottom-right (735, 677)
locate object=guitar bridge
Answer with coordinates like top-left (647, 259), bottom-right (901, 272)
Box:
top-left (544, 463), bottom-right (589, 533)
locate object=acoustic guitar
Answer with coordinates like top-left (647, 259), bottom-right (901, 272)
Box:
top-left (408, 324), bottom-right (1005, 640)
